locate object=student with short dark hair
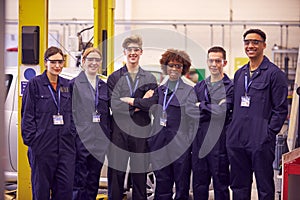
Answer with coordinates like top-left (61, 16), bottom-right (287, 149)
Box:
top-left (227, 29), bottom-right (288, 199)
top-left (191, 46), bottom-right (233, 200)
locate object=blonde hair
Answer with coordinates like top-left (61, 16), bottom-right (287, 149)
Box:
top-left (122, 35), bottom-right (143, 49)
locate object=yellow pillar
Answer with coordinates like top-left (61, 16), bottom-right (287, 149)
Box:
top-left (18, 0), bottom-right (48, 199)
top-left (94, 0), bottom-right (115, 76)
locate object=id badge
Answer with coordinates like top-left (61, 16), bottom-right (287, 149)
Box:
top-left (160, 111), bottom-right (167, 127)
top-left (92, 112), bottom-right (101, 123)
top-left (53, 114), bottom-right (64, 125)
top-left (241, 96), bottom-right (251, 107)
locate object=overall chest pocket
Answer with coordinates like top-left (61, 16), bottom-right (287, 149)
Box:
top-left (60, 92), bottom-right (72, 112)
top-left (35, 94), bottom-right (53, 113)
top-left (249, 82), bottom-right (269, 102)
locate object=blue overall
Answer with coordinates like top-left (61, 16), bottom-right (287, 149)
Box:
top-left (226, 56), bottom-right (288, 200)
top-left (107, 65), bottom-right (157, 200)
top-left (21, 70), bottom-right (76, 200)
top-left (191, 74), bottom-right (233, 200)
top-left (134, 78), bottom-right (197, 200)
top-left (70, 71), bottom-right (110, 200)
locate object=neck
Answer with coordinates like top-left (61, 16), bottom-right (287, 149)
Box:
top-left (211, 73), bottom-right (224, 83)
top-left (127, 64), bottom-right (139, 73)
top-left (249, 55), bottom-right (264, 71)
top-left (85, 71), bottom-right (96, 81)
top-left (47, 71), bottom-right (58, 83)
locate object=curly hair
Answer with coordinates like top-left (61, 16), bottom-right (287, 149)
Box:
top-left (160, 49), bottom-right (191, 75)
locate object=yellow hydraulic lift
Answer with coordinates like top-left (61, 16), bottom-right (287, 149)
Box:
top-left (94, 0), bottom-right (115, 75)
top-left (17, 1), bottom-right (114, 199)
top-left (17, 0), bottom-right (48, 199)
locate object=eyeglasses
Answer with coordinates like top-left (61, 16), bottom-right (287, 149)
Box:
top-left (207, 59), bottom-right (224, 65)
top-left (46, 59), bottom-right (64, 65)
top-left (86, 57), bottom-right (102, 62)
top-left (167, 63), bottom-right (183, 69)
top-left (125, 47), bottom-right (142, 52)
top-left (243, 39), bottom-right (264, 46)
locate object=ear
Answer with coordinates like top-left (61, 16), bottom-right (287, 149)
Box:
top-left (263, 42), bottom-right (267, 49)
top-left (223, 60), bottom-right (228, 67)
top-left (140, 49), bottom-right (143, 55)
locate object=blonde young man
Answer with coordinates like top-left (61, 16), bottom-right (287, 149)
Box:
top-left (107, 35), bottom-right (157, 200)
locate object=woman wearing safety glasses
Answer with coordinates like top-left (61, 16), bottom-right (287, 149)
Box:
top-left (70, 47), bottom-right (110, 200)
top-left (21, 46), bottom-right (76, 200)
top-left (121, 49), bottom-right (198, 200)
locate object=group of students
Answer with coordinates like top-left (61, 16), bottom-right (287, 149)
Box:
top-left (21, 28), bottom-right (288, 200)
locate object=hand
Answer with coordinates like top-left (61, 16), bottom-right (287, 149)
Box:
top-left (218, 99), bottom-right (226, 105)
top-left (143, 89), bottom-right (154, 98)
top-left (120, 97), bottom-right (135, 106)
top-left (195, 102), bottom-right (200, 107)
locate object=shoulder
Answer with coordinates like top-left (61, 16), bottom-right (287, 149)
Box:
top-left (195, 79), bottom-right (206, 89)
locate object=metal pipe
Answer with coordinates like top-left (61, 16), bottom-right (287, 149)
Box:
top-left (222, 24), bottom-right (225, 46)
top-left (210, 24), bottom-right (213, 46)
top-left (184, 24), bottom-right (187, 51)
top-left (5, 19), bottom-right (300, 27)
top-left (286, 25), bottom-right (289, 49)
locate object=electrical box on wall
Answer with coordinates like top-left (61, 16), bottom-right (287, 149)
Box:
top-left (22, 26), bottom-right (39, 65)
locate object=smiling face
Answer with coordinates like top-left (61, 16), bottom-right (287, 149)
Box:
top-left (123, 43), bottom-right (143, 67)
top-left (167, 60), bottom-right (183, 81)
top-left (82, 51), bottom-right (102, 76)
top-left (244, 33), bottom-right (266, 60)
top-left (45, 53), bottom-right (64, 78)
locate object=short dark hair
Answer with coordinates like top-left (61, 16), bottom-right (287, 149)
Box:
top-left (160, 49), bottom-right (191, 76)
top-left (243, 29), bottom-right (266, 42)
top-left (44, 46), bottom-right (64, 61)
top-left (207, 46), bottom-right (226, 60)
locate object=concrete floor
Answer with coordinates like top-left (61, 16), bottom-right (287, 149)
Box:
top-left (207, 170), bottom-right (282, 200)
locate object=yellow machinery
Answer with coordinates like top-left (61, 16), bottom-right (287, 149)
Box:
top-left (17, 1), bottom-right (115, 199)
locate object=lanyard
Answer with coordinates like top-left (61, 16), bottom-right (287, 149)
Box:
top-left (126, 74), bottom-right (139, 97)
top-left (244, 73), bottom-right (253, 95)
top-left (88, 78), bottom-right (99, 113)
top-left (48, 85), bottom-right (61, 114)
top-left (163, 80), bottom-right (179, 112)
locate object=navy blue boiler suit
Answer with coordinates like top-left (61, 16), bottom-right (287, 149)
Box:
top-left (226, 56), bottom-right (288, 200)
top-left (191, 74), bottom-right (233, 200)
top-left (134, 78), bottom-right (197, 200)
top-left (107, 65), bottom-right (157, 200)
top-left (70, 71), bottom-right (110, 200)
top-left (21, 70), bottom-right (76, 200)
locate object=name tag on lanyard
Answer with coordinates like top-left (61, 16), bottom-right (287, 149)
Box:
top-left (92, 112), bottom-right (101, 122)
top-left (48, 85), bottom-right (65, 125)
top-left (241, 73), bottom-right (251, 107)
top-left (90, 80), bottom-right (101, 123)
top-left (241, 96), bottom-right (251, 107)
top-left (160, 81), bottom-right (179, 126)
top-left (160, 111), bottom-right (167, 127)
top-left (53, 114), bottom-right (64, 125)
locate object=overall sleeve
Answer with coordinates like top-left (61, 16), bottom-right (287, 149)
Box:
top-left (21, 80), bottom-right (37, 146)
top-left (268, 70), bottom-right (288, 134)
top-left (133, 88), bottom-right (159, 111)
top-left (107, 73), bottom-right (131, 115)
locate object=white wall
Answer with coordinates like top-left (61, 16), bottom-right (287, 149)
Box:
top-left (4, 0), bottom-right (300, 77)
